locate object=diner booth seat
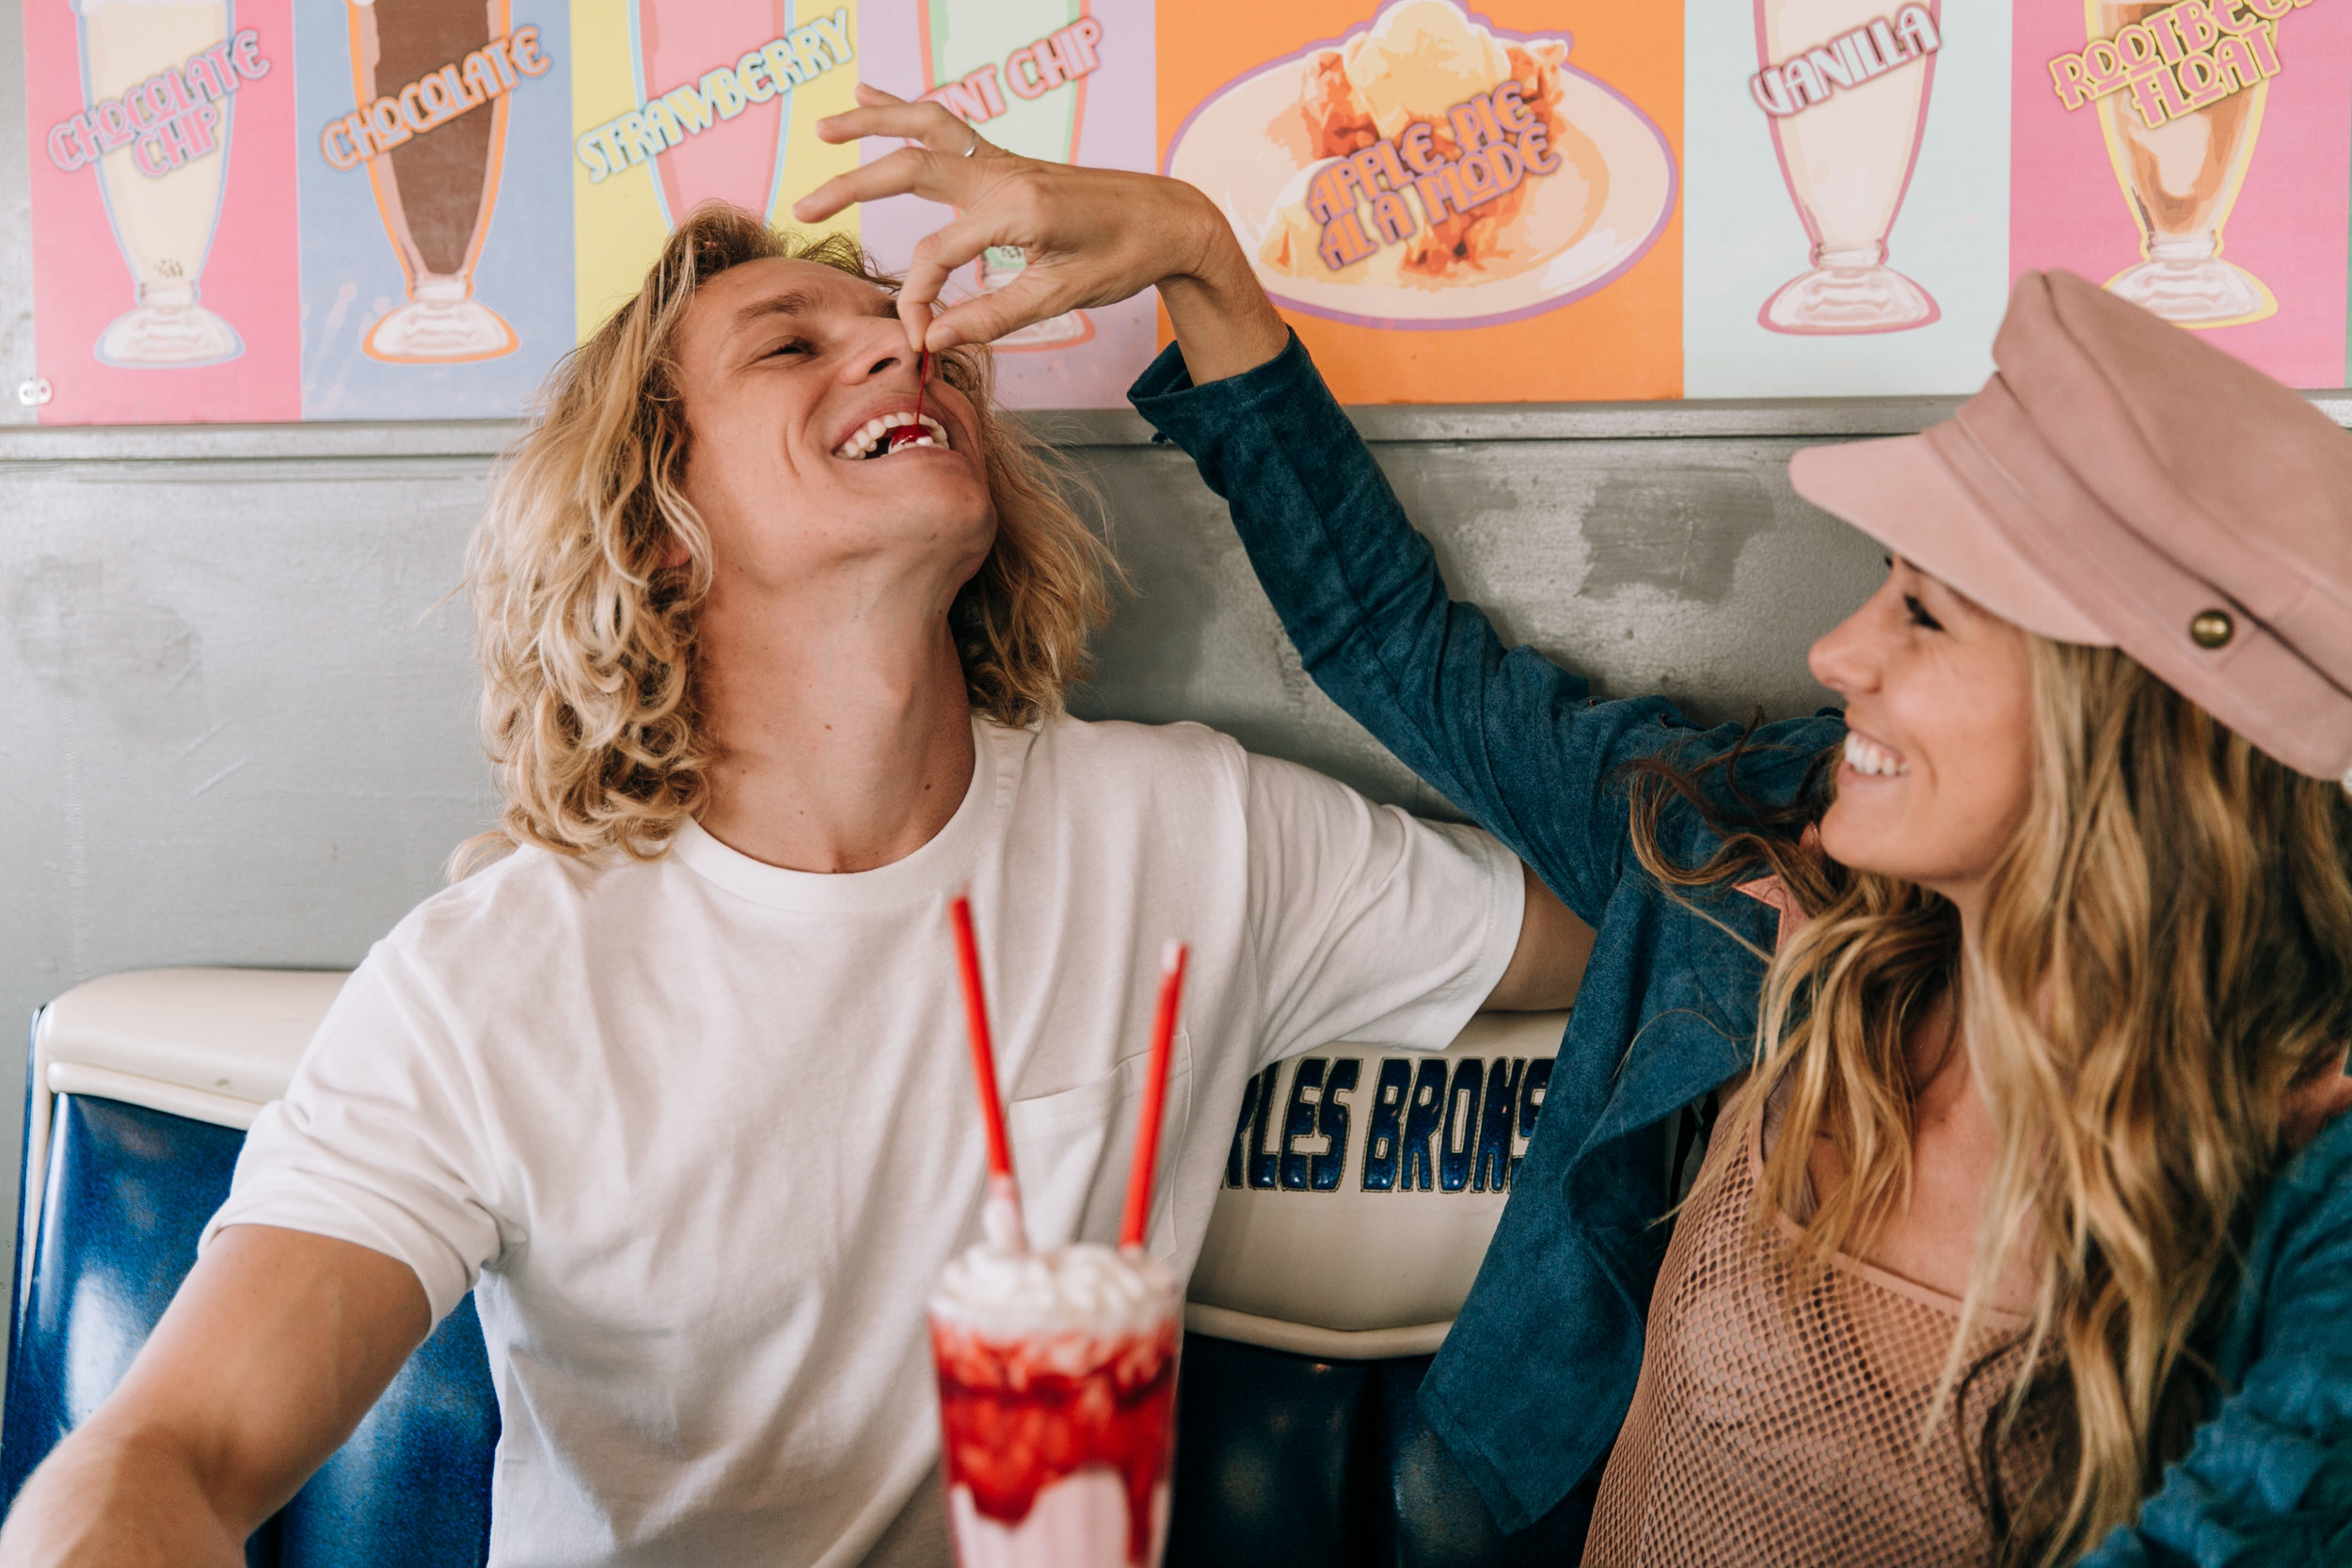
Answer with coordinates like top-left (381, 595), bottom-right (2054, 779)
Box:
top-left (0, 969), bottom-right (1573, 1564)
top-left (1167, 1012), bottom-right (1581, 1568)
top-left (0, 970), bottom-right (497, 1565)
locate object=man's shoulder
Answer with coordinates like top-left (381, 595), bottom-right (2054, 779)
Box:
top-left (382, 841), bottom-right (664, 970)
top-left (1009, 712), bottom-right (1249, 797)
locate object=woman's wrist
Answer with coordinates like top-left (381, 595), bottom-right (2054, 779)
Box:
top-left (1156, 184), bottom-right (1289, 386)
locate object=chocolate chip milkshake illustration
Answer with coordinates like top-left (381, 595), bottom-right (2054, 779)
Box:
top-left (2087, 0), bottom-right (2272, 325)
top-left (924, 0), bottom-right (1097, 349)
top-left (1750, 0), bottom-right (1942, 334)
top-left (345, 0), bottom-right (519, 361)
top-left (630, 0), bottom-right (794, 227)
top-left (79, 0), bottom-right (244, 366)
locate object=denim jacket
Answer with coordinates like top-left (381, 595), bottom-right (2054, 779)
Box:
top-left (1131, 333), bottom-right (2352, 1564)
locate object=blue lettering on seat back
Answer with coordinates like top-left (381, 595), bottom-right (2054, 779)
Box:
top-left (1399, 1060), bottom-right (1448, 1192)
top-left (1310, 1058), bottom-right (1359, 1192)
top-left (1221, 1053), bottom-right (1554, 1196)
top-left (1471, 1057), bottom-right (1523, 1193)
top-left (1438, 1059), bottom-right (1483, 1192)
top-left (1359, 1058), bottom-right (1412, 1192)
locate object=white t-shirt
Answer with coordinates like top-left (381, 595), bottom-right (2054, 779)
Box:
top-left (205, 715), bottom-right (1520, 1567)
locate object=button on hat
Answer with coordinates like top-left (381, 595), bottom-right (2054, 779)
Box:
top-left (1788, 269), bottom-right (2352, 783)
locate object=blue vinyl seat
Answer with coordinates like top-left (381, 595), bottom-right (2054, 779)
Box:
top-left (0, 970), bottom-right (497, 1565)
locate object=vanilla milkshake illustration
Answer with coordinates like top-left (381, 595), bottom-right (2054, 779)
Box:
top-left (926, 0), bottom-right (1091, 349)
top-left (2089, 0), bottom-right (2272, 325)
top-left (1755, 0), bottom-right (1939, 334)
top-left (81, 0), bottom-right (243, 366)
top-left (348, 0), bottom-right (516, 361)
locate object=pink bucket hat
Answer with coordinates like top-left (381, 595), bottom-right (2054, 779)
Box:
top-left (1788, 269), bottom-right (2352, 784)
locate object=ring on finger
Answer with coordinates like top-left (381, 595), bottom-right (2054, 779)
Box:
top-left (963, 126), bottom-right (984, 157)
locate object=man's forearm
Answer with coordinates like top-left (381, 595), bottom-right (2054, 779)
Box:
top-left (1156, 194), bottom-right (1290, 388)
top-left (0, 1425), bottom-right (247, 1568)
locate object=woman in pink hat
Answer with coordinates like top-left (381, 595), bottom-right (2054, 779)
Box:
top-left (803, 98), bottom-right (2352, 1566)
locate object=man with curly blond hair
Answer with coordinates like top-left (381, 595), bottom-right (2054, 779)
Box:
top-left (2, 197), bottom-right (1587, 1567)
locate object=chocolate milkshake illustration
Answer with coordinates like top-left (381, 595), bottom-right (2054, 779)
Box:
top-left (347, 0), bottom-right (516, 361)
top-left (1752, 0), bottom-right (1940, 335)
top-left (631, 0), bottom-right (794, 227)
top-left (80, 0), bottom-right (243, 366)
top-left (2088, 0), bottom-right (2272, 326)
top-left (925, 0), bottom-right (1092, 350)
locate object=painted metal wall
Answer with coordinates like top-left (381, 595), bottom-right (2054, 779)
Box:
top-left (24, 4), bottom-right (2348, 1336)
top-left (0, 401), bottom-right (1905, 1275)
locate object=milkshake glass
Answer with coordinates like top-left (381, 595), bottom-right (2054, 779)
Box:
top-left (80, 0), bottom-right (243, 366)
top-left (923, 0), bottom-right (1092, 348)
top-left (928, 1241), bottom-right (1182, 1568)
top-left (1755, 0), bottom-right (1939, 334)
top-left (2089, 0), bottom-right (2272, 326)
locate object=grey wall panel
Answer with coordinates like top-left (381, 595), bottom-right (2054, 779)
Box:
top-left (1066, 436), bottom-right (1879, 815)
top-left (0, 424), bottom-right (1878, 1292)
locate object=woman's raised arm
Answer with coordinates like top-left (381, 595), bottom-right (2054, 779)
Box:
top-left (799, 103), bottom-right (1824, 918)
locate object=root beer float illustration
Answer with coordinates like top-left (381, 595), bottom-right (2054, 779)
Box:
top-left (334, 0), bottom-right (544, 362)
top-left (2044, 0), bottom-right (2291, 325)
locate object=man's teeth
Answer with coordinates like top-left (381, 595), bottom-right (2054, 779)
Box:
top-left (1843, 732), bottom-right (1909, 778)
top-left (834, 411), bottom-right (949, 459)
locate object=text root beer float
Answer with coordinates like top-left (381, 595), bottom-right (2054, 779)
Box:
top-left (930, 901), bottom-right (1185, 1568)
top-left (321, 0), bottom-right (549, 362)
top-left (1747, 2), bottom-right (1944, 335)
top-left (47, 0), bottom-right (271, 367)
top-left (2047, 0), bottom-right (2293, 326)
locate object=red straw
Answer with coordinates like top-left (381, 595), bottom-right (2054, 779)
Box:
top-left (1119, 942), bottom-right (1189, 1252)
top-left (948, 895), bottom-right (1015, 1185)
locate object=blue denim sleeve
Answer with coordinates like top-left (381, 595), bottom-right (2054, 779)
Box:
top-left (1131, 333), bottom-right (1741, 927)
top-left (2080, 1113), bottom-right (2352, 1567)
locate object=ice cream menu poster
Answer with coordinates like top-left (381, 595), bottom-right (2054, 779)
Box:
top-left (19, 0), bottom-right (2352, 423)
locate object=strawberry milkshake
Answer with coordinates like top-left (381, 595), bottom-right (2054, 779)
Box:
top-left (927, 1237), bottom-right (1182, 1568)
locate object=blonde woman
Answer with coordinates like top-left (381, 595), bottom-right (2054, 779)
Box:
top-left (806, 97), bottom-right (2352, 1564)
top-left (0, 207), bottom-right (1591, 1565)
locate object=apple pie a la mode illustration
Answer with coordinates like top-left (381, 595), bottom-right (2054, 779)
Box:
top-left (1166, 0), bottom-right (1674, 328)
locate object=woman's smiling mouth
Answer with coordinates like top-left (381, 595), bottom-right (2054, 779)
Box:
top-left (1843, 730), bottom-right (1909, 778)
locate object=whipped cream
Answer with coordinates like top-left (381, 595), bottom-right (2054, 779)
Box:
top-left (930, 1241), bottom-right (1179, 1343)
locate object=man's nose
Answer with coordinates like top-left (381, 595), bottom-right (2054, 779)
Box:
top-left (847, 317), bottom-right (914, 382)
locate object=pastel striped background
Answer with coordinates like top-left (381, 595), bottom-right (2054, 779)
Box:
top-left (19, 0), bottom-right (2352, 420)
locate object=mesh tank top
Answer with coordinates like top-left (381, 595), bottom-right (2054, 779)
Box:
top-left (1581, 1098), bottom-right (2062, 1567)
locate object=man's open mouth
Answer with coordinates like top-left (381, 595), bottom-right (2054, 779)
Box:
top-left (834, 412), bottom-right (950, 459)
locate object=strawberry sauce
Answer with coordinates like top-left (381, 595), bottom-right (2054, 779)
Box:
top-left (930, 1320), bottom-right (1180, 1565)
top-left (887, 349), bottom-right (931, 451)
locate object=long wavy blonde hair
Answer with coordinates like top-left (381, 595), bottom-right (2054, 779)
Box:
top-left (1632, 638), bottom-right (2352, 1563)
top-left (461, 205), bottom-right (1112, 869)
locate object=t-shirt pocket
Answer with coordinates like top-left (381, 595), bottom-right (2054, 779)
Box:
top-left (1006, 1031), bottom-right (1193, 1259)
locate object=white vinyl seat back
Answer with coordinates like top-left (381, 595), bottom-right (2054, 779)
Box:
top-left (20, 969), bottom-right (349, 1311)
top-left (1184, 1010), bottom-right (1567, 1361)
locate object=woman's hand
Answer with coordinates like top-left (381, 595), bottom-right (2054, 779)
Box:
top-left (793, 87), bottom-right (1289, 383)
